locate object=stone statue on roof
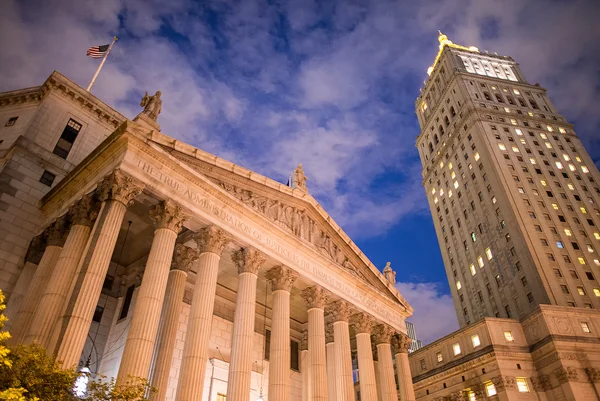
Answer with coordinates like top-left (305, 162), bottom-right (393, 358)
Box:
top-left (292, 163), bottom-right (308, 191)
top-left (140, 90), bottom-right (162, 121)
top-left (383, 261), bottom-right (396, 284)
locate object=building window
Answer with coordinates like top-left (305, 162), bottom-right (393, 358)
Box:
top-left (560, 285), bottom-right (570, 294)
top-left (39, 170), bottom-right (56, 187)
top-left (485, 382), bottom-right (497, 396)
top-left (581, 322), bottom-right (592, 333)
top-left (470, 264), bottom-right (476, 276)
top-left (485, 248), bottom-right (493, 260)
top-left (456, 281), bottom-right (462, 290)
top-left (527, 292), bottom-right (534, 303)
top-left (420, 359), bottom-right (426, 370)
top-left (216, 394), bottom-right (227, 401)
top-left (92, 306), bottom-right (104, 323)
top-left (4, 117), bottom-right (18, 127)
top-left (436, 352), bottom-right (443, 363)
top-left (504, 331), bottom-right (514, 342)
top-left (516, 378), bottom-right (529, 393)
top-left (119, 285), bottom-right (135, 320)
top-left (53, 118), bottom-right (82, 159)
top-left (471, 334), bottom-right (481, 348)
top-left (594, 288), bottom-right (600, 297)
top-left (478, 256), bottom-right (484, 268)
top-left (577, 287), bottom-right (586, 295)
top-left (453, 343), bottom-right (461, 356)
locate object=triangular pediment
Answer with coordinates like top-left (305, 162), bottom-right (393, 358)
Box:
top-left (145, 137), bottom-right (409, 309)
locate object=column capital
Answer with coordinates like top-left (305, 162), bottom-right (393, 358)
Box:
top-left (374, 324), bottom-right (395, 345)
top-left (231, 247), bottom-right (266, 275)
top-left (45, 217), bottom-right (69, 247)
top-left (69, 194), bottom-right (100, 227)
top-left (325, 323), bottom-right (334, 344)
top-left (194, 225), bottom-right (231, 255)
top-left (301, 285), bottom-right (329, 310)
top-left (300, 330), bottom-right (308, 351)
top-left (326, 300), bottom-right (352, 322)
top-left (97, 170), bottom-right (144, 206)
top-left (391, 333), bottom-right (412, 354)
top-left (350, 313), bottom-right (374, 334)
top-left (171, 243), bottom-right (199, 273)
top-left (265, 265), bottom-right (298, 292)
top-left (149, 199), bottom-right (187, 233)
top-left (24, 234), bottom-right (46, 265)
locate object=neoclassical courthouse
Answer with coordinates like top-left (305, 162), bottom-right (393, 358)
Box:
top-left (0, 71), bottom-right (415, 401)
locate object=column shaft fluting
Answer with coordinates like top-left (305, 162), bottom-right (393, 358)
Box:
top-left (395, 351), bottom-right (415, 401)
top-left (308, 308), bottom-right (327, 401)
top-left (226, 271), bottom-right (259, 401)
top-left (326, 341), bottom-right (337, 401)
top-left (176, 252), bottom-right (220, 401)
top-left (333, 320), bottom-right (354, 401)
top-left (177, 226), bottom-right (230, 401)
top-left (4, 261), bottom-right (37, 332)
top-left (269, 289), bottom-right (291, 401)
top-left (10, 245), bottom-right (62, 344)
top-left (55, 200), bottom-right (128, 367)
top-left (356, 332), bottom-right (378, 401)
top-left (117, 226), bottom-right (179, 383)
top-left (54, 170), bottom-right (142, 369)
top-left (150, 268), bottom-right (187, 401)
top-left (374, 360), bottom-right (382, 401)
top-left (392, 333), bottom-right (416, 401)
top-left (300, 349), bottom-right (310, 401)
top-left (26, 224), bottom-right (92, 347)
top-left (377, 343), bottom-right (397, 401)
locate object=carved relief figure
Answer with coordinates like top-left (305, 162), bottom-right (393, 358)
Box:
top-left (140, 90), bottom-right (162, 120)
top-left (292, 164), bottom-right (308, 191)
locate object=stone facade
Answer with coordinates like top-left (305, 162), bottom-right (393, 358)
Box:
top-left (0, 72), bottom-right (414, 401)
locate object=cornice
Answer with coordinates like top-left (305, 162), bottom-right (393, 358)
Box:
top-left (0, 86), bottom-right (44, 107)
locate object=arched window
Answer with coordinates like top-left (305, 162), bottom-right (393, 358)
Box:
top-left (506, 96), bottom-right (515, 105)
top-left (450, 106), bottom-right (456, 117)
top-left (484, 92), bottom-right (492, 101)
top-left (445, 116), bottom-right (450, 127)
top-left (518, 98), bottom-right (526, 107)
top-left (495, 93), bottom-right (504, 103)
top-left (438, 125), bottom-right (445, 136)
top-left (529, 99), bottom-right (539, 109)
top-left (434, 135), bottom-right (439, 144)
top-left (429, 142), bottom-right (434, 153)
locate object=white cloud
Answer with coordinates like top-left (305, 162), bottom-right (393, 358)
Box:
top-left (396, 282), bottom-right (459, 345)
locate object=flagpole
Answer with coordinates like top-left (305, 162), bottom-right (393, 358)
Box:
top-left (86, 36), bottom-right (118, 92)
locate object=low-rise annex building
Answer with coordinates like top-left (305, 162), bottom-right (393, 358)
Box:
top-left (0, 71), bottom-right (416, 401)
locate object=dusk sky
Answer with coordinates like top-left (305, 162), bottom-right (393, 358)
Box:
top-left (1, 0), bottom-right (599, 344)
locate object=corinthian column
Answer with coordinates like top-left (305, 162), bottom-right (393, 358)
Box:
top-left (325, 324), bottom-right (337, 401)
top-left (25, 195), bottom-right (99, 348)
top-left (150, 244), bottom-right (198, 401)
top-left (177, 226), bottom-right (231, 401)
top-left (11, 218), bottom-right (68, 344)
top-left (352, 314), bottom-right (378, 401)
top-left (300, 330), bottom-right (310, 401)
top-left (301, 285), bottom-right (329, 401)
top-left (373, 344), bottom-right (382, 401)
top-left (55, 170), bottom-right (143, 368)
top-left (375, 325), bottom-right (397, 401)
top-left (266, 266), bottom-right (298, 401)
top-left (4, 234), bottom-right (45, 332)
top-left (327, 300), bottom-right (354, 401)
top-left (226, 247), bottom-right (267, 401)
top-left (117, 200), bottom-right (186, 384)
top-left (392, 333), bottom-right (415, 401)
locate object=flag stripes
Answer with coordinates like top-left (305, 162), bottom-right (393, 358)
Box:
top-left (86, 44), bottom-right (110, 58)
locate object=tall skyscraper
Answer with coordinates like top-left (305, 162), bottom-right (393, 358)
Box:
top-left (416, 32), bottom-right (600, 327)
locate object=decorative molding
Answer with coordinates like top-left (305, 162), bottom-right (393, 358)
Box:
top-left (301, 285), bottom-right (329, 310)
top-left (265, 265), bottom-right (298, 292)
top-left (391, 332), bottom-right (412, 354)
top-left (69, 194), bottom-right (100, 227)
top-left (97, 170), bottom-right (144, 206)
top-left (193, 225), bottom-right (231, 255)
top-left (351, 313), bottom-right (374, 334)
top-left (586, 368), bottom-right (600, 383)
top-left (171, 244), bottom-right (199, 273)
top-left (531, 374), bottom-right (550, 392)
top-left (231, 246), bottom-right (266, 275)
top-left (374, 324), bottom-right (395, 345)
top-left (24, 234), bottom-right (46, 265)
top-left (327, 300), bottom-right (352, 322)
top-left (555, 366), bottom-right (578, 384)
top-left (325, 324), bottom-right (334, 344)
top-left (207, 177), bottom-right (377, 287)
top-left (45, 216), bottom-right (69, 247)
top-left (149, 199), bottom-right (187, 232)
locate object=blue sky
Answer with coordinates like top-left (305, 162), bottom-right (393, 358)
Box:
top-left (1, 0), bottom-right (600, 344)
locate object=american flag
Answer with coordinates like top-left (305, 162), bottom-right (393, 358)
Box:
top-left (86, 44), bottom-right (110, 58)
